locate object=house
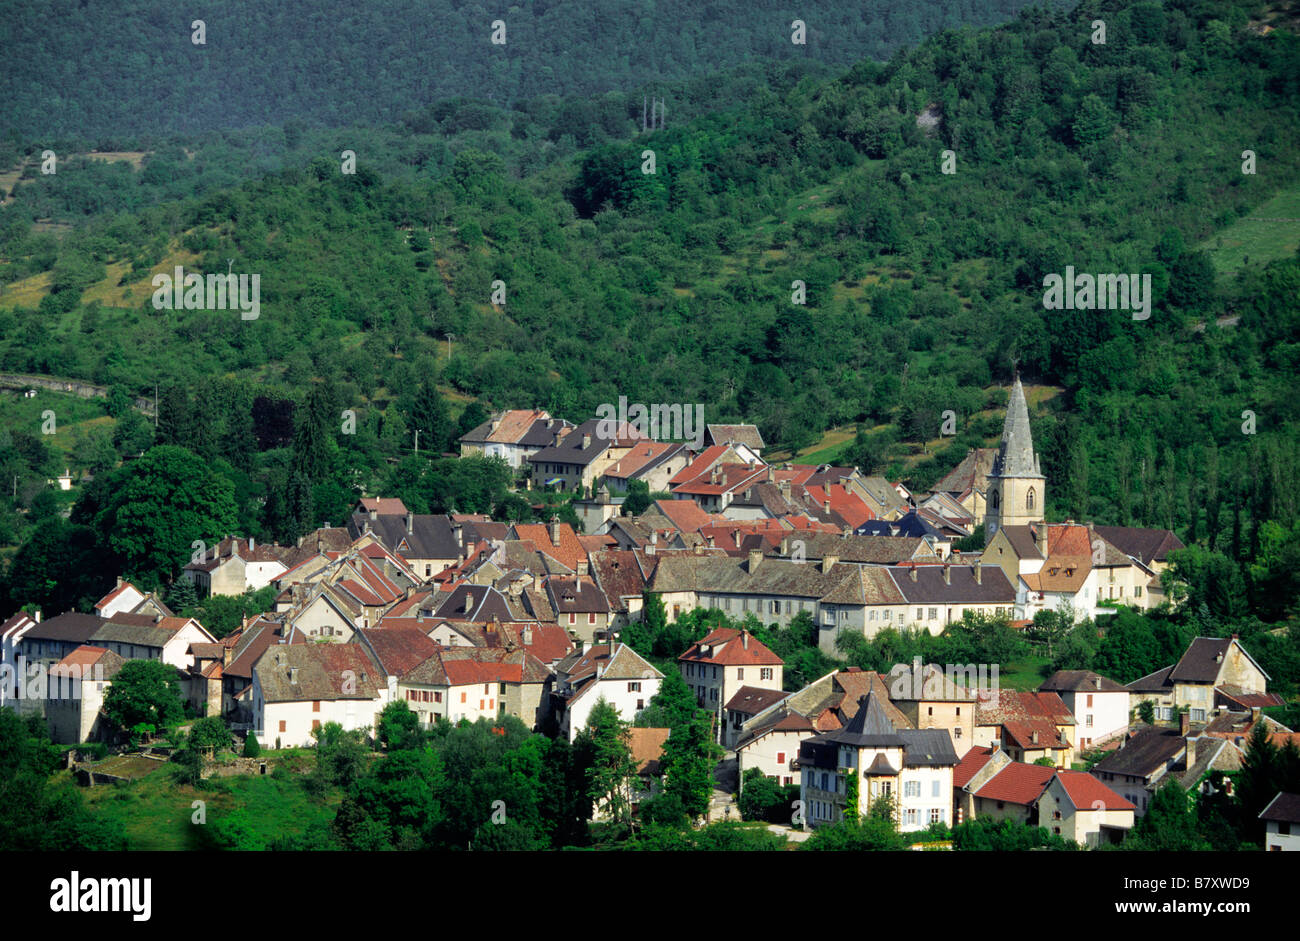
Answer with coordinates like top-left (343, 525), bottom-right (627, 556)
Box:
top-left (589, 549), bottom-right (655, 628)
top-left (1260, 792), bottom-right (1300, 852)
top-left (1093, 525), bottom-right (1185, 606)
top-left (929, 447), bottom-right (998, 528)
top-left (798, 692), bottom-right (958, 831)
top-left (670, 461), bottom-right (771, 513)
top-left (346, 507), bottom-right (469, 580)
top-left (886, 661), bottom-right (979, 754)
top-left (90, 613), bottom-right (217, 670)
top-left (459, 409), bottom-right (574, 469)
top-left (1089, 726), bottom-right (1187, 816)
top-left (251, 644), bottom-right (387, 748)
top-left (1039, 670), bottom-right (1130, 751)
top-left (601, 441), bottom-right (692, 494)
top-left (724, 685), bottom-right (790, 750)
top-left (44, 646), bottom-right (126, 744)
top-left (0, 610), bottom-right (40, 706)
top-left (857, 510), bottom-right (954, 559)
top-left (221, 614), bottom-right (290, 721)
top-left (16, 612), bottom-right (109, 671)
top-left (528, 419), bottom-right (649, 495)
top-left (1127, 635), bottom-right (1273, 723)
top-left (1038, 770), bottom-right (1135, 846)
top-left (735, 707), bottom-right (814, 785)
top-left (973, 689), bottom-right (1076, 767)
top-left (552, 643), bottom-right (663, 741)
top-left (958, 755), bottom-right (1134, 845)
top-left (182, 536), bottom-right (289, 596)
top-left (545, 576), bottom-right (612, 645)
top-left (678, 627), bottom-right (783, 726)
top-left (703, 424), bottom-right (765, 462)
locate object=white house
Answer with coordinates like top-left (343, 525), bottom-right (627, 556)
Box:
top-left (1261, 792), bottom-right (1300, 852)
top-left (554, 643), bottom-right (663, 742)
top-left (1039, 670), bottom-right (1130, 751)
top-left (251, 644), bottom-right (387, 748)
top-left (90, 614), bottom-right (217, 671)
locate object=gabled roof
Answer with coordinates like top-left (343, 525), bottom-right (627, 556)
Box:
top-left (629, 727), bottom-right (671, 776)
top-left (679, 628), bottom-right (782, 667)
top-left (651, 499), bottom-right (716, 534)
top-left (545, 575), bottom-right (611, 615)
top-left (1170, 636), bottom-right (1269, 684)
top-left (20, 611), bottom-right (106, 644)
top-left (602, 442), bottom-right (687, 480)
top-left (357, 627), bottom-right (441, 677)
top-left (932, 447), bottom-right (997, 498)
top-left (898, 728), bottom-right (959, 766)
top-left (1126, 664), bottom-right (1174, 693)
top-left (510, 522), bottom-right (587, 572)
top-left (1259, 792), bottom-right (1300, 825)
top-left (1052, 770), bottom-right (1135, 811)
top-left (972, 762), bottom-right (1055, 805)
top-left (953, 746), bottom-right (997, 788)
top-left (460, 409), bottom-right (555, 446)
top-left (254, 644), bottom-right (382, 703)
top-left (704, 424), bottom-right (764, 451)
top-left (724, 685), bottom-right (788, 716)
top-left (1092, 526), bottom-right (1185, 566)
top-left (51, 645), bottom-right (125, 679)
top-left (1040, 670), bottom-right (1128, 693)
top-left (528, 418), bottom-right (645, 467)
top-left (1091, 727), bottom-right (1185, 779)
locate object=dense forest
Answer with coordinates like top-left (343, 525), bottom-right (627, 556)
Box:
top-left (2, 0), bottom-right (1070, 138)
top-left (0, 0), bottom-right (1298, 627)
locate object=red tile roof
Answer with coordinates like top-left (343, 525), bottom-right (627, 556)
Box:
top-left (679, 627), bottom-right (783, 666)
top-left (953, 746), bottom-right (996, 789)
top-left (973, 762), bottom-right (1055, 805)
top-left (1053, 770), bottom-right (1135, 811)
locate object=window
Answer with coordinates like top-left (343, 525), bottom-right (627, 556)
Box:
top-left (460, 692), bottom-right (467, 703)
top-left (761, 667), bottom-right (773, 681)
top-left (1053, 810), bottom-right (1062, 820)
top-left (1135, 586), bottom-right (1142, 598)
top-left (869, 611), bottom-right (877, 621)
top-left (279, 720), bottom-right (286, 733)
top-left (1026, 487), bottom-right (1036, 510)
top-left (1086, 714), bottom-right (1093, 727)
top-left (954, 726), bottom-right (962, 739)
top-left (928, 608), bottom-right (937, 620)
top-left (916, 608), bottom-right (924, 621)
top-left (1191, 708), bottom-right (1205, 722)
top-left (1086, 694), bottom-right (1093, 707)
top-left (484, 684), bottom-right (490, 693)
top-left (737, 668), bottom-right (744, 681)
top-left (710, 688), bottom-right (718, 701)
top-left (904, 781), bottom-right (921, 798)
top-left (435, 692), bottom-right (442, 703)
top-left (932, 780), bottom-right (940, 798)
top-left (628, 681), bottom-right (641, 692)
top-left (312, 719), bottom-right (320, 730)
top-left (479, 700), bottom-right (485, 710)
top-left (589, 613), bottom-right (596, 624)
top-left (928, 707), bottom-right (933, 716)
top-left (777, 752), bottom-right (786, 764)
top-left (569, 613), bottom-right (576, 625)
top-left (930, 808), bottom-right (943, 823)
top-left (312, 700), bottom-right (320, 712)
top-left (636, 700), bottom-right (644, 710)
top-left (904, 808), bottom-right (918, 825)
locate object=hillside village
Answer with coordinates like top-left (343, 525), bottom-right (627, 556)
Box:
top-left (4, 378), bottom-right (1297, 851)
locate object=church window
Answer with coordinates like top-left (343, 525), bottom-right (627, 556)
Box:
top-left (1026, 488), bottom-right (1036, 510)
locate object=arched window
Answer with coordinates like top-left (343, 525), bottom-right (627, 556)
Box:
top-left (990, 490), bottom-right (999, 509)
top-left (1026, 487), bottom-right (1036, 510)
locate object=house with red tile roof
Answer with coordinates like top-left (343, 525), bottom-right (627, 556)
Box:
top-left (183, 535), bottom-right (291, 596)
top-left (974, 689), bottom-right (1076, 767)
top-left (1039, 770), bottom-right (1135, 846)
top-left (679, 628), bottom-right (783, 734)
top-left (601, 441), bottom-right (692, 494)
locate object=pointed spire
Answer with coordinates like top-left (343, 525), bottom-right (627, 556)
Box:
top-left (993, 376), bottom-right (1042, 479)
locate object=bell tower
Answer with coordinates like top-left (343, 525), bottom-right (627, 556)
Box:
top-left (986, 376), bottom-right (1045, 537)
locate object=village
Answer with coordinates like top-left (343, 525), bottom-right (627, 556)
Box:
top-left (2, 378), bottom-right (1297, 851)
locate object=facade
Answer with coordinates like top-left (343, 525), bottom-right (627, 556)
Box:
top-left (251, 644), bottom-right (387, 748)
top-left (1260, 792), bottom-right (1300, 852)
top-left (44, 646), bottom-right (125, 744)
top-left (553, 643), bottom-right (663, 741)
top-left (678, 628), bottom-right (783, 726)
top-left (1039, 670), bottom-right (1130, 751)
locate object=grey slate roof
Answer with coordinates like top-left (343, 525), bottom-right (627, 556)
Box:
top-left (1040, 670), bottom-right (1128, 693)
top-left (1091, 727), bottom-right (1185, 779)
top-left (990, 378), bottom-right (1043, 480)
top-left (822, 693), bottom-right (905, 747)
top-left (20, 611), bottom-right (106, 643)
top-left (899, 728), bottom-right (960, 766)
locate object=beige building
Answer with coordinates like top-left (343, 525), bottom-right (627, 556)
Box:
top-left (678, 627), bottom-right (783, 722)
top-left (45, 646), bottom-right (125, 744)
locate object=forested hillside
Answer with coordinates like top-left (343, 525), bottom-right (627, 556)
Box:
top-left (2, 0), bottom-right (1066, 139)
top-left (0, 0), bottom-right (1298, 620)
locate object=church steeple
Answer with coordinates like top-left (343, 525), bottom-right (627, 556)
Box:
top-left (986, 376), bottom-right (1045, 536)
top-left (993, 376), bottom-right (1042, 479)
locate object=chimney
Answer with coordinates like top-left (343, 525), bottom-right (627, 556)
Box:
top-left (1035, 521), bottom-right (1048, 555)
top-left (553, 429), bottom-right (563, 446)
top-left (909, 565), bottom-right (918, 582)
top-left (943, 563), bottom-right (950, 586)
top-left (706, 534), bottom-right (715, 549)
top-left (1180, 711), bottom-right (1190, 736)
top-left (711, 465), bottom-right (721, 485)
top-left (779, 536), bottom-right (789, 556)
top-left (767, 466), bottom-right (775, 482)
top-left (1093, 675), bottom-right (1101, 690)
top-left (289, 667), bottom-right (299, 684)
top-left (33, 608), bottom-right (42, 623)
top-left (823, 497), bottom-right (831, 514)
top-left (406, 512), bottom-right (414, 534)
top-left (748, 549), bottom-right (762, 573)
top-left (276, 651), bottom-right (287, 667)
top-left (822, 555), bottom-right (838, 574)
top-left (549, 518), bottom-right (561, 547)
top-left (742, 631), bottom-right (749, 650)
top-left (1031, 730), bottom-right (1039, 745)
top-left (417, 609), bottom-right (425, 623)
top-left (249, 536), bottom-right (255, 553)
top-left (582, 433), bottom-right (592, 449)
top-left (974, 561), bottom-right (982, 585)
top-left (452, 522), bottom-right (463, 547)
top-left (369, 508), bottom-right (378, 521)
top-left (522, 624), bottom-right (533, 646)
top-left (116, 576), bottom-right (124, 590)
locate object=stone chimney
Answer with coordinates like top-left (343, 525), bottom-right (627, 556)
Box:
top-left (706, 534), bottom-right (715, 549)
top-left (452, 521), bottom-right (463, 547)
top-left (549, 517), bottom-right (561, 547)
top-left (1093, 675), bottom-right (1101, 690)
top-left (742, 630), bottom-right (749, 650)
top-left (974, 561), bottom-right (982, 585)
top-left (582, 433), bottom-right (592, 449)
top-left (289, 667), bottom-right (299, 684)
top-left (406, 512), bottom-right (414, 534)
top-left (249, 536), bottom-right (255, 553)
top-left (943, 563), bottom-right (951, 586)
top-left (522, 624), bottom-right (533, 646)
top-left (822, 555), bottom-right (838, 574)
top-left (779, 536), bottom-right (789, 556)
top-left (748, 549), bottom-right (762, 573)
top-left (1031, 730), bottom-right (1039, 745)
top-left (369, 507), bottom-right (378, 521)
top-left (909, 565), bottom-right (918, 582)
top-left (1180, 711), bottom-right (1190, 736)
top-left (1035, 521), bottom-right (1048, 556)
top-left (767, 466), bottom-right (775, 482)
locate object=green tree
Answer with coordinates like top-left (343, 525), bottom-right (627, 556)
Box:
top-left (243, 733), bottom-right (261, 757)
top-left (660, 712), bottom-right (722, 820)
top-left (91, 445), bottom-right (239, 587)
top-left (102, 660), bottom-right (184, 734)
top-left (632, 668), bottom-right (700, 729)
top-left (188, 715), bottom-right (233, 750)
top-left (1122, 780), bottom-right (1210, 851)
top-left (377, 700), bottom-right (423, 751)
top-left (576, 698), bottom-right (636, 826)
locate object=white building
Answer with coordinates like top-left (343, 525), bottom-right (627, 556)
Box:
top-left (251, 644), bottom-right (387, 748)
top-left (554, 643), bottom-right (663, 742)
top-left (1261, 792), bottom-right (1300, 852)
top-left (1039, 670), bottom-right (1130, 751)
